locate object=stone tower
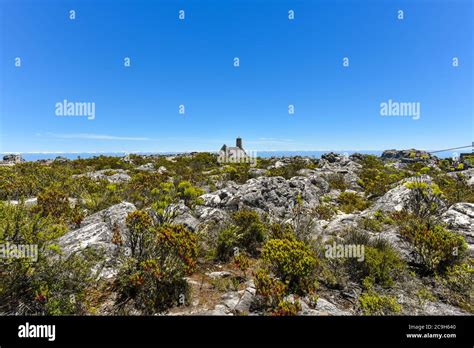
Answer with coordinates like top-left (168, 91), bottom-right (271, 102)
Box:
top-left (236, 137), bottom-right (242, 149)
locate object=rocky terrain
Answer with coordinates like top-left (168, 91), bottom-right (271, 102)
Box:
top-left (0, 150), bottom-right (473, 316)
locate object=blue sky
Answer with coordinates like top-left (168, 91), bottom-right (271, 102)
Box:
top-left (0, 0), bottom-right (472, 153)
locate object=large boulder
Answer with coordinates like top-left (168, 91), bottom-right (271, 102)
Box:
top-left (194, 206), bottom-right (230, 225)
top-left (199, 176), bottom-right (324, 218)
top-left (442, 203), bottom-right (474, 256)
top-left (58, 202), bottom-right (137, 278)
top-left (136, 163), bottom-right (155, 171)
top-left (2, 154), bottom-right (23, 164)
top-left (381, 149), bottom-right (438, 167)
top-left (299, 297), bottom-right (352, 316)
top-left (447, 168), bottom-right (474, 186)
top-left (73, 169), bottom-right (131, 183)
top-left (210, 280), bottom-right (256, 315)
top-left (315, 154), bottom-right (363, 191)
top-left (164, 201), bottom-right (200, 231)
top-left (369, 175), bottom-right (446, 214)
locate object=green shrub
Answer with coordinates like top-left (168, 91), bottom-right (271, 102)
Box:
top-left (404, 180), bottom-right (444, 220)
top-left (359, 291), bottom-right (401, 315)
top-left (116, 222), bottom-right (198, 314)
top-left (374, 210), bottom-right (394, 225)
top-left (79, 179), bottom-right (123, 213)
top-left (416, 287), bottom-right (436, 306)
top-left (273, 299), bottom-right (301, 316)
top-left (440, 260), bottom-right (473, 312)
top-left (0, 202), bottom-right (102, 315)
top-left (318, 256), bottom-right (348, 290)
top-left (337, 192), bottom-right (370, 213)
top-left (222, 164), bottom-right (252, 184)
top-left (216, 226), bottom-right (241, 261)
top-left (232, 210), bottom-right (266, 255)
top-left (355, 245), bottom-right (405, 288)
top-left (254, 268), bottom-right (287, 309)
top-left (399, 218), bottom-right (467, 273)
top-left (261, 238), bottom-right (317, 293)
top-left (151, 181), bottom-right (204, 222)
top-left (177, 181), bottom-right (204, 207)
top-left (357, 156), bottom-right (406, 197)
top-left (268, 223), bottom-right (296, 240)
top-left (358, 217), bottom-right (383, 232)
top-left (325, 173), bottom-right (347, 191)
top-left (343, 230), bottom-right (405, 288)
top-left (215, 210), bottom-right (266, 261)
top-left (266, 158), bottom-right (313, 179)
top-left (125, 210), bottom-right (154, 259)
top-left (314, 204), bottom-right (336, 221)
top-left (434, 174), bottom-right (474, 204)
top-left (30, 249), bottom-right (103, 315)
top-left (0, 163), bottom-right (74, 200)
top-left (36, 188), bottom-right (70, 220)
top-left (126, 172), bottom-right (165, 208)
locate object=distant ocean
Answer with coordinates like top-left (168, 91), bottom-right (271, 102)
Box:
top-left (6, 150), bottom-right (457, 161)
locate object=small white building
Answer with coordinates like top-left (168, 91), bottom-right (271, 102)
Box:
top-left (218, 137), bottom-right (248, 163)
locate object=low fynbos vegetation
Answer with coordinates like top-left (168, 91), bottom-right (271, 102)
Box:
top-left (404, 180), bottom-right (443, 220)
top-left (0, 202), bottom-right (102, 315)
top-left (344, 230), bottom-right (406, 288)
top-left (261, 238), bottom-right (317, 293)
top-left (397, 216), bottom-right (467, 273)
top-left (254, 235), bottom-right (318, 315)
top-left (0, 151), bottom-right (472, 316)
top-left (313, 203), bottom-right (336, 221)
top-left (215, 210), bottom-right (266, 261)
top-left (434, 174), bottom-right (474, 205)
top-left (326, 173), bottom-right (347, 191)
top-left (116, 211), bottom-right (198, 314)
top-left (357, 156), bottom-right (406, 198)
top-left (359, 291), bottom-right (401, 315)
top-left (266, 158), bottom-right (315, 179)
top-left (438, 260), bottom-right (473, 312)
top-left (337, 191), bottom-right (370, 213)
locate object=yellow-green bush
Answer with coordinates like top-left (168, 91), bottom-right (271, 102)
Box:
top-left (337, 192), bottom-right (370, 213)
top-left (273, 299), bottom-right (301, 316)
top-left (176, 181), bottom-right (204, 207)
top-left (434, 174), bottom-right (474, 205)
top-left (325, 173), bottom-right (347, 191)
top-left (150, 181), bottom-right (204, 222)
top-left (399, 218), bottom-right (467, 273)
top-left (254, 268), bottom-right (287, 309)
top-left (215, 210), bottom-right (266, 261)
top-left (0, 202), bottom-right (101, 315)
top-left (266, 158), bottom-right (313, 179)
top-left (404, 180), bottom-right (444, 220)
top-left (261, 238), bottom-right (317, 293)
top-left (357, 156), bottom-right (406, 197)
top-left (125, 210), bottom-right (154, 259)
top-left (36, 187), bottom-right (70, 220)
top-left (357, 245), bottom-right (405, 288)
top-left (343, 230), bottom-right (405, 288)
top-left (314, 203), bottom-right (336, 221)
top-left (358, 216), bottom-right (383, 232)
top-left (359, 291), bottom-right (401, 315)
top-left (440, 260), bottom-right (473, 312)
top-left (222, 164), bottom-right (252, 184)
top-left (116, 221), bottom-right (198, 314)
